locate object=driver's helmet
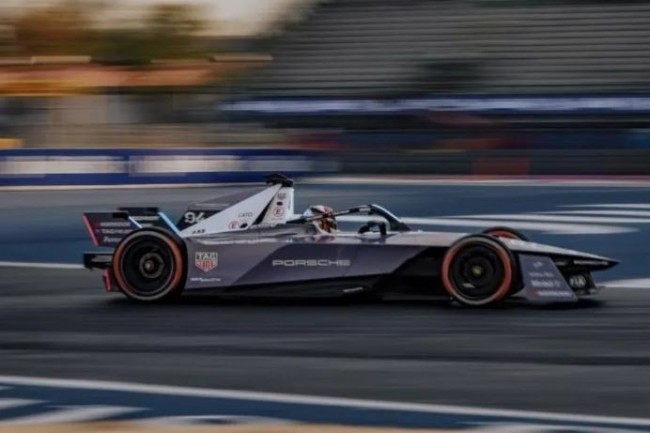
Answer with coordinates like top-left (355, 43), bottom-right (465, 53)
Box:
top-left (302, 205), bottom-right (337, 233)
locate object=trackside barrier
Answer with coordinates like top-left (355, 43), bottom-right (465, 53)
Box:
top-left (339, 149), bottom-right (650, 176)
top-left (221, 94), bottom-right (650, 116)
top-left (0, 148), bottom-right (336, 188)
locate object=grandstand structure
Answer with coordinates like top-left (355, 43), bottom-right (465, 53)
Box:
top-left (243, 0), bottom-right (650, 96)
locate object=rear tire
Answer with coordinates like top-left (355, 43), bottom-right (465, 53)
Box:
top-left (482, 226), bottom-right (529, 241)
top-left (112, 228), bottom-right (186, 302)
top-left (441, 235), bottom-right (516, 307)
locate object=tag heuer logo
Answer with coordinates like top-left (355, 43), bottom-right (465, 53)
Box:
top-left (195, 251), bottom-right (218, 272)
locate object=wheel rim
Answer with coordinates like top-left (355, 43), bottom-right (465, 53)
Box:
top-left (120, 238), bottom-right (175, 297)
top-left (442, 238), bottom-right (514, 305)
top-left (449, 245), bottom-right (505, 300)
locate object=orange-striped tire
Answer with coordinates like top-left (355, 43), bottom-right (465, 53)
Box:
top-left (112, 228), bottom-right (186, 302)
top-left (482, 226), bottom-right (529, 241)
top-left (441, 235), bottom-right (516, 307)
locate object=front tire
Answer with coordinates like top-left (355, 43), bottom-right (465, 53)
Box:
top-left (441, 235), bottom-right (517, 307)
top-left (112, 228), bottom-right (186, 302)
top-left (482, 226), bottom-right (529, 241)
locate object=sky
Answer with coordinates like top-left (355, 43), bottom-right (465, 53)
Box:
top-left (213, 0), bottom-right (305, 34)
top-left (0, 0), bottom-right (308, 36)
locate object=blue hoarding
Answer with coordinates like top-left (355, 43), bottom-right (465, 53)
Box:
top-left (0, 148), bottom-right (327, 187)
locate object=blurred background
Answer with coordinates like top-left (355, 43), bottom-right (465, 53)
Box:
top-left (5, 3), bottom-right (650, 430)
top-left (2, 0), bottom-right (650, 177)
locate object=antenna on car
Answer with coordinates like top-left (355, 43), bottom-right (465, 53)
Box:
top-left (265, 173), bottom-right (294, 187)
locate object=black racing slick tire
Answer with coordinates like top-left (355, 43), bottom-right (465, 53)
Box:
top-left (482, 226), bottom-right (529, 241)
top-left (441, 235), bottom-right (517, 307)
top-left (111, 228), bottom-right (186, 303)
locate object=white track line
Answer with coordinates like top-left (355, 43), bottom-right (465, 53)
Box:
top-left (564, 204), bottom-right (650, 209)
top-left (2, 405), bottom-right (141, 424)
top-left (604, 279), bottom-right (650, 289)
top-left (0, 261), bottom-right (83, 270)
top-left (544, 210), bottom-right (650, 218)
top-left (1, 375), bottom-right (650, 428)
top-left (0, 399), bottom-right (40, 411)
top-left (456, 214), bottom-right (650, 224)
top-left (305, 176), bottom-right (650, 188)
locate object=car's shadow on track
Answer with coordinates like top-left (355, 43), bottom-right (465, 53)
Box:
top-left (102, 293), bottom-right (605, 311)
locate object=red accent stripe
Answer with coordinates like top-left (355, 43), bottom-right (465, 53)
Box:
top-left (82, 214), bottom-right (100, 247)
top-left (102, 270), bottom-right (113, 292)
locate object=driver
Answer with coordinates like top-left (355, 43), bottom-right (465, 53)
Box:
top-left (302, 205), bottom-right (337, 233)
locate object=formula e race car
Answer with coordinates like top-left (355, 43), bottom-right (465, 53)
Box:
top-left (82, 174), bottom-right (618, 307)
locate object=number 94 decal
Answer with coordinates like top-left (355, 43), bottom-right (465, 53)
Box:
top-left (184, 211), bottom-right (206, 225)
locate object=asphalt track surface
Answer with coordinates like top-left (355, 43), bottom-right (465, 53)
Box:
top-left (3, 181), bottom-right (650, 419)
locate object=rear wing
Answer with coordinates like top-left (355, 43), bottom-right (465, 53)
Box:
top-left (82, 208), bottom-right (178, 248)
top-left (82, 211), bottom-right (140, 248)
top-left (83, 174), bottom-right (297, 247)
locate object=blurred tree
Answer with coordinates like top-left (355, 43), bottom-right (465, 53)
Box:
top-left (0, 20), bottom-right (16, 56)
top-left (8, 0), bottom-right (210, 60)
top-left (12, 1), bottom-right (102, 55)
top-left (94, 29), bottom-right (154, 64)
top-left (142, 3), bottom-right (208, 58)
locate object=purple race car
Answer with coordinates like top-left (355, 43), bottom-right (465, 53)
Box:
top-left (82, 174), bottom-right (617, 307)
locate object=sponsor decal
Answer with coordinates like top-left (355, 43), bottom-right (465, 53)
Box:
top-left (98, 221), bottom-right (132, 228)
top-left (277, 192), bottom-right (287, 200)
top-left (96, 228), bottom-right (131, 235)
top-left (273, 207), bottom-right (285, 217)
top-left (201, 238), bottom-right (277, 245)
top-left (520, 255), bottom-right (577, 303)
top-left (228, 221), bottom-right (240, 230)
top-left (131, 215), bottom-right (160, 222)
top-left (190, 277), bottom-right (222, 283)
top-left (272, 259), bottom-right (351, 267)
top-left (195, 251), bottom-right (218, 272)
top-left (533, 290), bottom-right (575, 298)
top-left (238, 212), bottom-right (254, 218)
top-left (530, 279), bottom-right (563, 289)
top-left (528, 271), bottom-right (556, 279)
top-left (573, 259), bottom-right (610, 266)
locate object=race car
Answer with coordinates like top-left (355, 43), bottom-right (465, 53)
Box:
top-left (82, 174), bottom-right (618, 306)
